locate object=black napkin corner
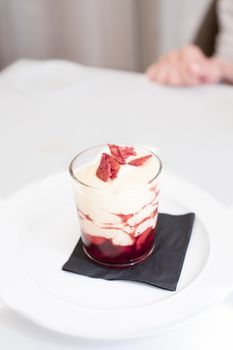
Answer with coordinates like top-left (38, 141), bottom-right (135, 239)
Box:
top-left (62, 213), bottom-right (195, 291)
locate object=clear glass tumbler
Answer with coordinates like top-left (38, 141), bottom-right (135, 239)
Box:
top-left (69, 145), bottom-right (162, 268)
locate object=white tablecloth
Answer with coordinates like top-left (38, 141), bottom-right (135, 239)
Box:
top-left (0, 60), bottom-right (233, 349)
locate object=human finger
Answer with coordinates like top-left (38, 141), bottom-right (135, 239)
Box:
top-left (146, 64), bottom-right (158, 80)
top-left (154, 62), bottom-right (170, 84)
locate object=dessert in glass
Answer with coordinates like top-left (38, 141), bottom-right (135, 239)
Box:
top-left (69, 144), bottom-right (162, 268)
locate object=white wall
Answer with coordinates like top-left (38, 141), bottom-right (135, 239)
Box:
top-left (0, 0), bottom-right (212, 71)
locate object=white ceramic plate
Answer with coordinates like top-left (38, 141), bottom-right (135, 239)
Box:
top-left (0, 172), bottom-right (232, 339)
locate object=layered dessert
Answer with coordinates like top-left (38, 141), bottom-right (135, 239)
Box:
top-left (70, 144), bottom-right (161, 267)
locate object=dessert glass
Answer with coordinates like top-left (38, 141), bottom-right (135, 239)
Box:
top-left (69, 145), bottom-right (162, 268)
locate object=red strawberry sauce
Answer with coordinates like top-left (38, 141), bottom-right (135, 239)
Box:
top-left (82, 225), bottom-right (156, 267)
top-left (78, 187), bottom-right (159, 267)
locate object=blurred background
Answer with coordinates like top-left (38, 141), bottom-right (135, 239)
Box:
top-left (0, 0), bottom-right (212, 72)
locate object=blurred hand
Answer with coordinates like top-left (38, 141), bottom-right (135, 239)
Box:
top-left (146, 45), bottom-right (230, 87)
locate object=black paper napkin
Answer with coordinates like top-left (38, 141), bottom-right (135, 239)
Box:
top-left (62, 213), bottom-right (195, 291)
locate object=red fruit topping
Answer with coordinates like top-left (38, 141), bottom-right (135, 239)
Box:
top-left (128, 155), bottom-right (152, 166)
top-left (108, 144), bottom-right (125, 164)
top-left (118, 145), bottom-right (136, 159)
top-left (96, 153), bottom-right (120, 182)
top-left (108, 144), bottom-right (136, 164)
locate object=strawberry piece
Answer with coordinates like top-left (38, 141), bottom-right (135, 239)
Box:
top-left (83, 233), bottom-right (105, 245)
top-left (118, 145), bottom-right (136, 159)
top-left (108, 144), bottom-right (125, 164)
top-left (108, 144), bottom-right (136, 164)
top-left (128, 155), bottom-right (152, 166)
top-left (96, 153), bottom-right (120, 182)
top-left (89, 235), bottom-right (106, 245)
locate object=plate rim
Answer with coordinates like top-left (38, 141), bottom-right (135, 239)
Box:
top-left (0, 172), bottom-right (232, 339)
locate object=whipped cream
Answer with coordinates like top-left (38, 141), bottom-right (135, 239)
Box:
top-left (75, 147), bottom-right (160, 190)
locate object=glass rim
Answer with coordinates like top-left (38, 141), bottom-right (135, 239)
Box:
top-left (69, 144), bottom-right (162, 191)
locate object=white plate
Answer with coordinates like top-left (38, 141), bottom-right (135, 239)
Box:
top-left (0, 172), bottom-right (232, 339)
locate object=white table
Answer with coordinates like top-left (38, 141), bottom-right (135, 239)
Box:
top-left (0, 59), bottom-right (233, 349)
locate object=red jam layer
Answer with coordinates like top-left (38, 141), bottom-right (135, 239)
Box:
top-left (81, 226), bottom-right (156, 267)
